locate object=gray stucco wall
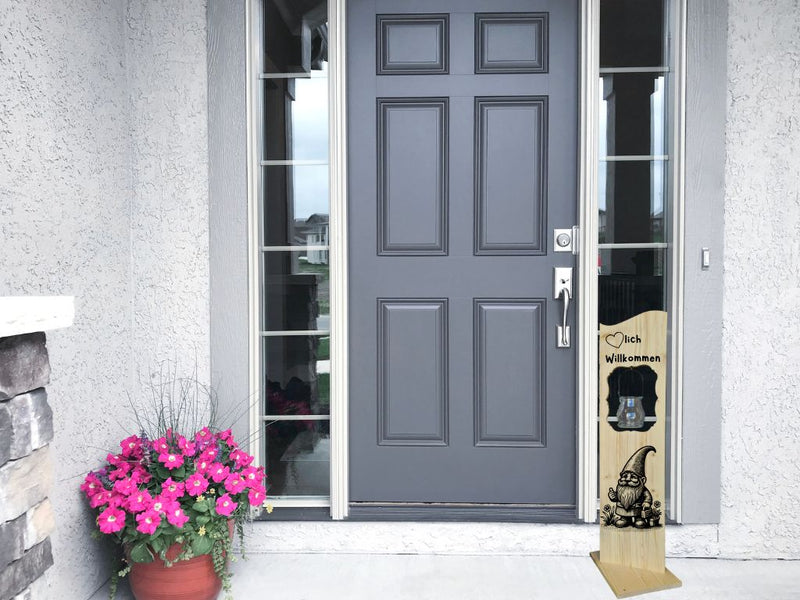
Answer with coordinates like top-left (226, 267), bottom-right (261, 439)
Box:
top-left (0, 1), bottom-right (209, 597)
top-left (720, 0), bottom-right (800, 558)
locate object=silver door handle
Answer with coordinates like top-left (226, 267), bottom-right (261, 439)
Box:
top-left (554, 267), bottom-right (572, 348)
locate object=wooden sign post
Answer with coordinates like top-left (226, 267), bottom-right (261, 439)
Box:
top-left (591, 310), bottom-right (682, 597)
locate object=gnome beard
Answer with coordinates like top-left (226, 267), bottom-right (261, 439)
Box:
top-left (616, 478), bottom-right (645, 510)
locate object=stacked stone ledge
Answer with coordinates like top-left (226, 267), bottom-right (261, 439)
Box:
top-left (0, 333), bottom-right (55, 600)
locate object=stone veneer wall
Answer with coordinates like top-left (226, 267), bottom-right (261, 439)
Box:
top-left (0, 334), bottom-right (56, 600)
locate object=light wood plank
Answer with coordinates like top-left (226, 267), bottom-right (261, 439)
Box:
top-left (591, 552), bottom-right (681, 598)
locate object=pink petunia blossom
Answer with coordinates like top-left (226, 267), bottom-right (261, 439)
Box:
top-left (199, 446), bottom-right (219, 463)
top-left (217, 429), bottom-right (233, 443)
top-left (161, 478), bottom-right (185, 499)
top-left (241, 466), bottom-right (264, 488)
top-left (112, 477), bottom-right (137, 496)
top-left (126, 490), bottom-right (153, 513)
top-left (230, 449), bottom-right (254, 469)
top-left (120, 435), bottom-right (143, 458)
top-left (178, 435), bottom-right (196, 456)
top-left (247, 486), bottom-right (266, 507)
top-left (97, 507), bottom-right (126, 534)
top-left (81, 473), bottom-right (103, 498)
top-left (108, 462), bottom-right (132, 481)
top-left (208, 463), bottom-right (230, 484)
top-left (195, 426), bottom-right (212, 442)
top-left (90, 490), bottom-right (113, 508)
top-left (152, 437), bottom-right (170, 454)
top-left (224, 473), bottom-right (247, 495)
top-left (107, 493), bottom-right (125, 509)
top-left (150, 494), bottom-right (171, 515)
top-left (130, 466), bottom-right (151, 485)
top-left (195, 459), bottom-right (211, 474)
top-left (215, 494), bottom-right (238, 517)
top-left (166, 505), bottom-right (190, 528)
top-left (185, 473), bottom-right (209, 497)
top-left (157, 451), bottom-right (184, 470)
top-left (135, 509), bottom-right (161, 535)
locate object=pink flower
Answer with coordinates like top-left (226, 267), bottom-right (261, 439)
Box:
top-left (152, 437), bottom-right (170, 454)
top-left (178, 435), bottom-right (196, 456)
top-left (166, 505), bottom-right (189, 528)
top-left (224, 473), bottom-right (247, 495)
top-left (185, 473), bottom-right (209, 497)
top-left (130, 466), bottom-right (151, 485)
top-left (157, 451), bottom-right (184, 470)
top-left (247, 486), bottom-right (266, 507)
top-left (97, 507), bottom-right (126, 534)
top-left (195, 459), bottom-right (211, 474)
top-left (107, 493), bottom-right (125, 509)
top-left (241, 466), bottom-right (264, 488)
top-left (230, 449), bottom-right (254, 469)
top-left (112, 477), bottom-right (137, 496)
top-left (135, 509), bottom-right (161, 535)
top-left (126, 490), bottom-right (153, 513)
top-left (108, 462), bottom-right (132, 481)
top-left (120, 435), bottom-right (143, 458)
top-left (161, 478), bottom-right (185, 499)
top-left (195, 427), bottom-right (212, 442)
top-left (199, 446), bottom-right (219, 462)
top-left (215, 494), bottom-right (237, 517)
top-left (150, 494), bottom-right (170, 514)
top-left (90, 490), bottom-right (113, 508)
top-left (208, 463), bottom-right (230, 484)
top-left (217, 429), bottom-right (233, 443)
top-left (81, 473), bottom-right (103, 498)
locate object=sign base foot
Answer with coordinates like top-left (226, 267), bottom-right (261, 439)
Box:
top-left (590, 551), bottom-right (682, 598)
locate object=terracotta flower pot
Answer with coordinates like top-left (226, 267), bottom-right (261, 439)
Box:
top-left (128, 544), bottom-right (222, 600)
top-left (128, 522), bottom-right (233, 600)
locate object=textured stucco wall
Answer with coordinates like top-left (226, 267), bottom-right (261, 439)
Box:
top-left (127, 0), bottom-right (210, 383)
top-left (0, 1), bottom-right (209, 598)
top-left (0, 1), bottom-right (134, 596)
top-left (719, 0), bottom-right (800, 558)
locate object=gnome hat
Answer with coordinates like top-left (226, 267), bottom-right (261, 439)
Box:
top-left (620, 445), bottom-right (656, 477)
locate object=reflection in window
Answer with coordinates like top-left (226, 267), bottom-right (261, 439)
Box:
top-left (260, 0), bottom-right (330, 501)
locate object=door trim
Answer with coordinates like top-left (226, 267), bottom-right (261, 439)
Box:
top-left (247, 0), bottom-right (597, 521)
top-left (329, 0), bottom-right (350, 521)
top-left (577, 0), bottom-right (599, 524)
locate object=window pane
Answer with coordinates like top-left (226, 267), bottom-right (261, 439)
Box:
top-left (600, 0), bottom-right (664, 68)
top-left (599, 160), bottom-right (666, 244)
top-left (598, 248), bottom-right (666, 325)
top-left (264, 0), bottom-right (328, 75)
top-left (600, 74), bottom-right (666, 157)
top-left (263, 165), bottom-right (329, 247)
top-left (265, 419), bottom-right (330, 496)
top-left (263, 251), bottom-right (329, 332)
top-left (263, 336), bottom-right (330, 416)
top-left (263, 70), bottom-right (329, 162)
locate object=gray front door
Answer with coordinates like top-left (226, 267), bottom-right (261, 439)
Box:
top-left (348, 0), bottom-right (578, 511)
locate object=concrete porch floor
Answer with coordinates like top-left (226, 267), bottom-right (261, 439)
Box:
top-left (89, 553), bottom-right (800, 600)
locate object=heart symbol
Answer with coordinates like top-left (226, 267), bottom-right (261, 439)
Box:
top-left (605, 332), bottom-right (624, 348)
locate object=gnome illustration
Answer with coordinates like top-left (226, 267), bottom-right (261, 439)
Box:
top-left (607, 445), bottom-right (656, 529)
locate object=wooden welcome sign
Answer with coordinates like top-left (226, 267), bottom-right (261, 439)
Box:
top-left (591, 310), bottom-right (681, 597)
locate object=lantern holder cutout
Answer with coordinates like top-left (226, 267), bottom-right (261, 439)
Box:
top-left (606, 366), bottom-right (658, 432)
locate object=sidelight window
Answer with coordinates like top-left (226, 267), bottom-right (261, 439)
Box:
top-left (256, 0), bottom-right (331, 505)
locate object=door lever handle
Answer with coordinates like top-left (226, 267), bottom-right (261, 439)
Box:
top-left (554, 267), bottom-right (573, 348)
top-left (558, 287), bottom-right (571, 347)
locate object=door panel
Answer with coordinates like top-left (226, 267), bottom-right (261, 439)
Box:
top-left (348, 0), bottom-right (578, 508)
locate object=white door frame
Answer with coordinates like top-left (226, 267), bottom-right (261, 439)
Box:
top-left (245, 0), bottom-right (687, 523)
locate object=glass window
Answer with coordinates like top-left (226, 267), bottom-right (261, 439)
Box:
top-left (260, 0), bottom-right (330, 502)
top-left (598, 0), bottom-right (671, 325)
